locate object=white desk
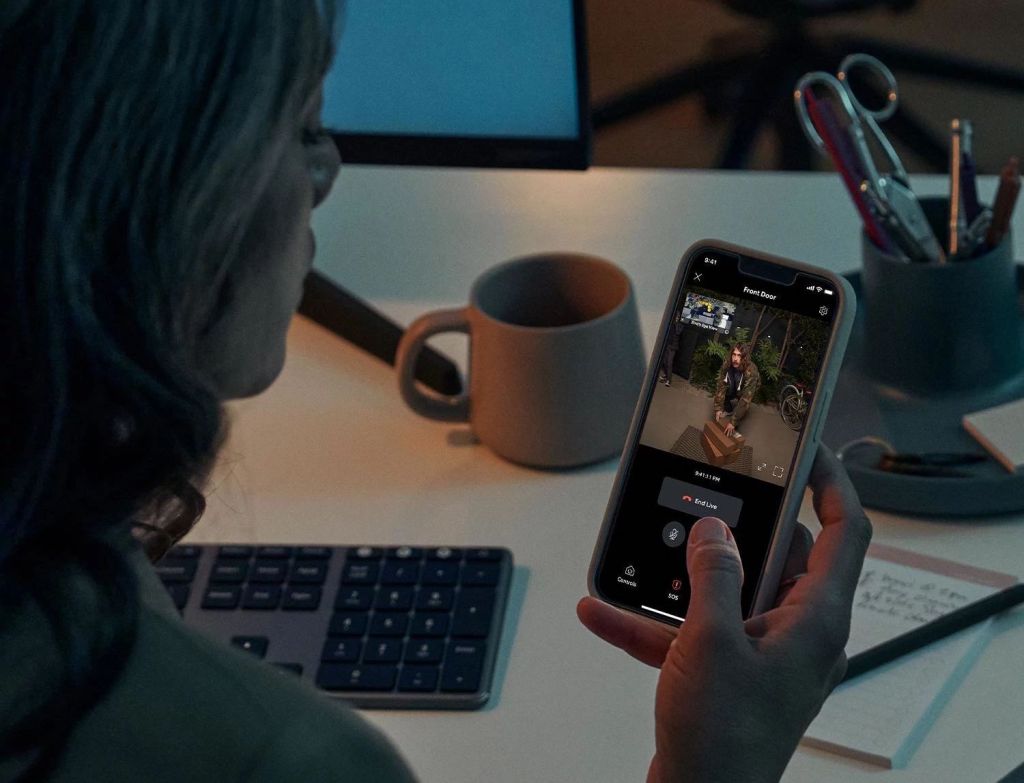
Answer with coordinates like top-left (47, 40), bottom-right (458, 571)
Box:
top-left (192, 166), bottom-right (1024, 782)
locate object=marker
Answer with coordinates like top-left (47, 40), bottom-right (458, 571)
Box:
top-left (842, 582), bottom-right (1024, 683)
top-left (984, 156), bottom-right (1021, 250)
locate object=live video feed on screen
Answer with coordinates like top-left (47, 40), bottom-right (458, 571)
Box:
top-left (638, 287), bottom-right (831, 488)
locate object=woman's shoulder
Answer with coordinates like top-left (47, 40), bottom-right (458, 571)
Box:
top-left (51, 557), bottom-right (416, 783)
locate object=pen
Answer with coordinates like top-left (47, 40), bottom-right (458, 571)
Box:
top-left (959, 120), bottom-right (981, 224)
top-left (842, 582), bottom-right (1024, 683)
top-left (984, 156), bottom-right (1021, 249)
top-left (803, 88), bottom-right (896, 254)
top-left (948, 119), bottom-right (964, 258)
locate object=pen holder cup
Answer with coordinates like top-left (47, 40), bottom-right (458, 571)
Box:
top-left (861, 196), bottom-right (1019, 395)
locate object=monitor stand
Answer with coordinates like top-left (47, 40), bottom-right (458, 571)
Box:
top-left (298, 271), bottom-right (462, 396)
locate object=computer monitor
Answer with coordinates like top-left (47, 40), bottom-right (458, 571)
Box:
top-left (322, 0), bottom-right (590, 169)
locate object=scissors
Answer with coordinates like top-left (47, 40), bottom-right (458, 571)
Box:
top-left (794, 54), bottom-right (945, 263)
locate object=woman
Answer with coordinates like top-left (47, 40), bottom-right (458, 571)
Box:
top-left (0, 2), bottom-right (871, 781)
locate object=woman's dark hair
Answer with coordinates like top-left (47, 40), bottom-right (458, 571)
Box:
top-left (0, 0), bottom-right (339, 775)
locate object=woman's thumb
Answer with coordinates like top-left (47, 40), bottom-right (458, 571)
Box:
top-left (684, 516), bottom-right (744, 631)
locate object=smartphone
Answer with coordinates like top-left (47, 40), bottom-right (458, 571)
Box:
top-left (588, 240), bottom-right (855, 623)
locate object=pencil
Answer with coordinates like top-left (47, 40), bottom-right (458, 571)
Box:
top-left (842, 582), bottom-right (1024, 683)
top-left (948, 119), bottom-right (963, 257)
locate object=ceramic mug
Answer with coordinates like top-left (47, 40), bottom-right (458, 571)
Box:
top-left (395, 252), bottom-right (646, 468)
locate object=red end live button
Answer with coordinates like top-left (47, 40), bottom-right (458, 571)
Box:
top-left (656, 477), bottom-right (743, 528)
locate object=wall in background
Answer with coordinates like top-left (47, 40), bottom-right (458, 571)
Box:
top-left (587, 0), bottom-right (1023, 173)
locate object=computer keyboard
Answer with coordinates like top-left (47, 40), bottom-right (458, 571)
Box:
top-left (156, 544), bottom-right (513, 709)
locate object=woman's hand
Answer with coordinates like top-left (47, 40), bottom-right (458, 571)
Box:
top-left (577, 445), bottom-right (871, 783)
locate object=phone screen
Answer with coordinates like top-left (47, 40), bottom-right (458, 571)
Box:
top-left (594, 248), bottom-right (838, 621)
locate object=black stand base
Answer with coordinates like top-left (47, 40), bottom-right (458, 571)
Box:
top-left (298, 270), bottom-right (463, 396)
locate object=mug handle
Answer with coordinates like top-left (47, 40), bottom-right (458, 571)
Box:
top-left (395, 307), bottom-right (471, 422)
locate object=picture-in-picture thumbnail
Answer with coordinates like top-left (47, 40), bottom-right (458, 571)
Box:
top-left (680, 292), bottom-right (736, 334)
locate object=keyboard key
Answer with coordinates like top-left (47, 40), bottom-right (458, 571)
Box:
top-left (290, 560), bottom-right (328, 585)
top-left (415, 588), bottom-right (454, 612)
top-left (282, 587), bottom-right (321, 611)
top-left (446, 640), bottom-right (486, 664)
top-left (249, 560), bottom-right (288, 583)
top-left (441, 662), bottom-right (483, 693)
top-left (218, 545), bottom-right (253, 559)
top-left (452, 589), bottom-right (495, 637)
top-left (348, 546), bottom-right (383, 560)
top-left (409, 613), bottom-right (449, 637)
top-left (296, 546), bottom-right (332, 559)
top-left (316, 664), bottom-right (397, 692)
top-left (329, 611), bottom-right (368, 637)
top-left (369, 612), bottom-right (409, 637)
top-left (341, 562), bottom-right (379, 585)
top-left (398, 665), bottom-right (439, 692)
top-left (386, 546), bottom-right (423, 560)
top-left (426, 546), bottom-right (461, 561)
top-left (231, 636), bottom-right (268, 659)
top-left (322, 638), bottom-right (362, 663)
top-left (404, 639), bottom-right (444, 664)
top-left (209, 561), bottom-right (249, 584)
top-left (202, 586), bottom-right (240, 609)
top-left (374, 587), bottom-right (413, 611)
top-left (155, 561), bottom-right (196, 583)
top-left (466, 548), bottom-right (502, 561)
top-left (242, 584), bottom-right (281, 610)
top-left (381, 561), bottom-right (420, 585)
top-left (441, 641), bottom-right (486, 692)
top-left (165, 584), bottom-right (190, 611)
top-left (180, 544), bottom-right (508, 705)
top-left (334, 586), bottom-right (373, 611)
top-left (167, 545), bottom-right (200, 559)
top-left (461, 562), bottom-right (500, 586)
top-left (363, 638), bottom-right (403, 663)
top-left (256, 545), bottom-right (293, 559)
top-left (421, 562), bottom-right (459, 585)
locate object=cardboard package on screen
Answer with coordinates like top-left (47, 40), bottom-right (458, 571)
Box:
top-left (701, 419), bottom-right (745, 467)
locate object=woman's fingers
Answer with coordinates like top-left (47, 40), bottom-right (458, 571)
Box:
top-left (799, 445), bottom-right (873, 610)
top-left (576, 596), bottom-right (676, 668)
top-left (773, 523), bottom-right (814, 606)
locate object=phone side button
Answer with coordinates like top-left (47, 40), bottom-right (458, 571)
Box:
top-left (811, 390), bottom-right (832, 444)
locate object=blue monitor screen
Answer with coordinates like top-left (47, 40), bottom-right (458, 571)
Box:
top-left (321, 0), bottom-right (587, 168)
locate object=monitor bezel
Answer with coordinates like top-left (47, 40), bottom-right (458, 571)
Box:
top-left (328, 0), bottom-right (591, 170)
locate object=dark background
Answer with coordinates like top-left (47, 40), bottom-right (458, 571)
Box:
top-left (587, 1), bottom-right (1022, 173)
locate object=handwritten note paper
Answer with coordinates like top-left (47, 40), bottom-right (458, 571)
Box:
top-left (802, 544), bottom-right (1017, 769)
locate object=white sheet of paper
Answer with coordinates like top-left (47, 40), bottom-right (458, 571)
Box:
top-left (801, 545), bottom-right (1016, 768)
